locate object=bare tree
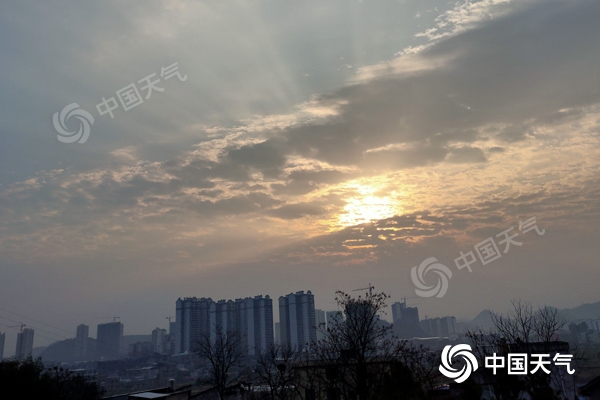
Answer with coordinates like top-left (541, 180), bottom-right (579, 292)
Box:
top-left (254, 343), bottom-right (302, 400)
top-left (465, 300), bottom-right (568, 400)
top-left (489, 300), bottom-right (566, 354)
top-left (311, 290), bottom-right (406, 400)
top-left (396, 343), bottom-right (442, 392)
top-left (195, 326), bottom-right (247, 400)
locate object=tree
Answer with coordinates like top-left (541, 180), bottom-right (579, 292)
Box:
top-left (195, 326), bottom-right (247, 400)
top-left (465, 300), bottom-right (568, 400)
top-left (372, 361), bottom-right (426, 400)
top-left (396, 343), bottom-right (442, 392)
top-left (0, 357), bottom-right (104, 400)
top-left (254, 343), bottom-right (302, 400)
top-left (311, 290), bottom-right (406, 400)
top-left (489, 300), bottom-right (565, 349)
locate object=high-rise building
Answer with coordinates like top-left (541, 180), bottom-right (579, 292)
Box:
top-left (391, 301), bottom-right (423, 338)
top-left (315, 309), bottom-right (326, 341)
top-left (75, 324), bottom-right (89, 359)
top-left (274, 322), bottom-right (281, 344)
top-left (152, 328), bottom-right (167, 354)
top-left (419, 316), bottom-right (456, 338)
top-left (214, 299), bottom-right (236, 334)
top-left (97, 322), bottom-right (123, 360)
top-left (279, 291), bottom-right (316, 350)
top-left (0, 332), bottom-right (5, 360)
top-left (175, 295), bottom-right (274, 356)
top-left (15, 328), bottom-right (34, 359)
top-left (439, 316), bottom-right (456, 337)
top-left (167, 321), bottom-right (177, 354)
top-left (244, 295), bottom-right (274, 355)
top-left (175, 297), bottom-right (213, 354)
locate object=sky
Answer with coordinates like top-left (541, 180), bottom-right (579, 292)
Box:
top-left (1, 0), bottom-right (600, 355)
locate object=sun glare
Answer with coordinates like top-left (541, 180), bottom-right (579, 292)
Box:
top-left (337, 185), bottom-right (400, 227)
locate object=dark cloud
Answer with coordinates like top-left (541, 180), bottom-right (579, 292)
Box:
top-left (363, 146), bottom-right (449, 170)
top-left (495, 124), bottom-right (530, 143)
top-left (228, 0), bottom-right (600, 173)
top-left (186, 192), bottom-right (281, 216)
top-left (225, 140), bottom-right (287, 178)
top-left (272, 169), bottom-right (353, 195)
top-left (268, 202), bottom-right (326, 220)
top-left (446, 146), bottom-right (487, 164)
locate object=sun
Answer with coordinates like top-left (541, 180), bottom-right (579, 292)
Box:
top-left (337, 185), bottom-right (400, 227)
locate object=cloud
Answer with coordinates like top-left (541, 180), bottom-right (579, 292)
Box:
top-left (268, 202), bottom-right (326, 220)
top-left (2, 0), bottom-right (600, 347)
top-left (446, 147), bottom-right (487, 164)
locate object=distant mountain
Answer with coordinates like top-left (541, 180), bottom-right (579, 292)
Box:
top-left (39, 338), bottom-right (97, 363)
top-left (32, 346), bottom-right (47, 359)
top-left (470, 310), bottom-right (494, 327)
top-left (456, 310), bottom-right (494, 333)
top-left (456, 301), bottom-right (600, 334)
top-left (558, 301), bottom-right (600, 321)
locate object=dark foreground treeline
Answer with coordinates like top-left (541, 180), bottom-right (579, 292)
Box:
top-left (0, 357), bottom-right (104, 399)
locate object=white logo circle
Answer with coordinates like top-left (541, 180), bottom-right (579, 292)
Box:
top-left (411, 256), bottom-right (452, 298)
top-left (53, 103), bottom-right (94, 144)
top-left (439, 344), bottom-right (479, 383)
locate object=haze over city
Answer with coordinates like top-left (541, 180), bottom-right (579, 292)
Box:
top-left (1, 0), bottom-right (600, 359)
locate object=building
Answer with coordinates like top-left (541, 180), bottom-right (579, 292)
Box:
top-left (420, 316), bottom-right (456, 338)
top-left (168, 321), bottom-right (176, 353)
top-left (0, 332), bottom-right (4, 360)
top-left (75, 324), bottom-right (89, 359)
top-left (129, 341), bottom-right (154, 358)
top-left (391, 301), bottom-right (423, 338)
top-left (175, 297), bottom-right (213, 354)
top-left (175, 295), bottom-right (274, 356)
top-left (315, 309), bottom-right (326, 341)
top-left (279, 290), bottom-right (316, 350)
top-left (97, 322), bottom-right (123, 360)
top-left (274, 322), bottom-right (280, 344)
top-left (439, 316), bottom-right (456, 337)
top-left (15, 328), bottom-right (34, 359)
top-left (152, 328), bottom-right (167, 354)
top-left (243, 295), bottom-right (274, 356)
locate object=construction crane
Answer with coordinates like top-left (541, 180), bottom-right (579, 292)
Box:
top-left (9, 323), bottom-right (26, 332)
top-left (353, 283), bottom-right (374, 296)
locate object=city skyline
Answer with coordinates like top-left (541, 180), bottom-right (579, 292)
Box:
top-left (0, 288), bottom-right (433, 358)
top-left (2, 289), bottom-right (600, 360)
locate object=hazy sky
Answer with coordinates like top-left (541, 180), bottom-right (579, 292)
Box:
top-left (1, 0), bottom-right (600, 354)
